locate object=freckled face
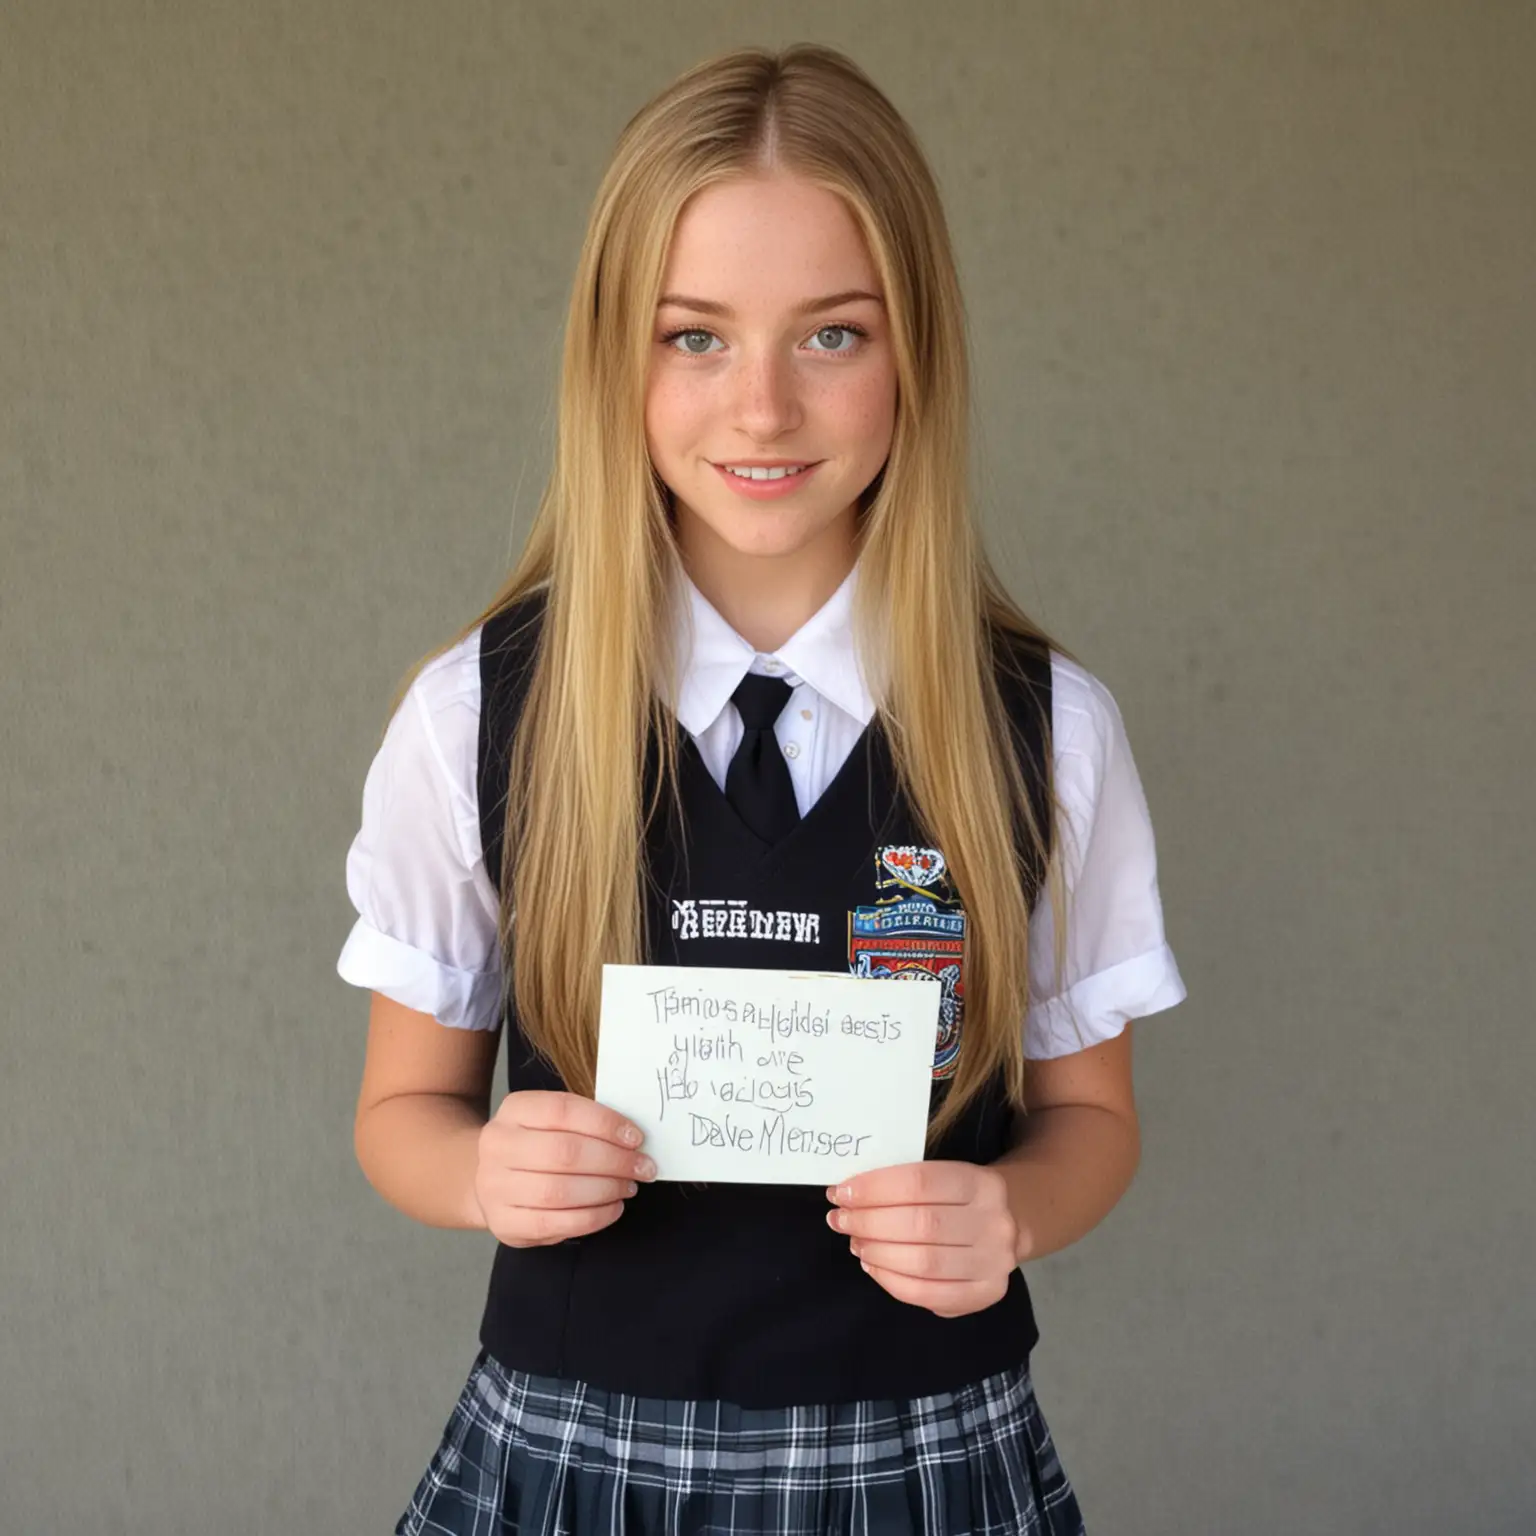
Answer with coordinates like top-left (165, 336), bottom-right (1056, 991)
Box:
top-left (645, 174), bottom-right (898, 579)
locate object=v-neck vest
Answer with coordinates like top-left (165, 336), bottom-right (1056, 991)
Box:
top-left (474, 592), bottom-right (1056, 1407)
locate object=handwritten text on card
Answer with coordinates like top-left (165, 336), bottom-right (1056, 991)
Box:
top-left (595, 965), bottom-right (940, 1184)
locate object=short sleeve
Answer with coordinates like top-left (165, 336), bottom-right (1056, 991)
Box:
top-left (335, 629), bottom-right (504, 1030)
top-left (1023, 658), bottom-right (1187, 1058)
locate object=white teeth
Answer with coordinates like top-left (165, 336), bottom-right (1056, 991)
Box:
top-left (723, 464), bottom-right (805, 481)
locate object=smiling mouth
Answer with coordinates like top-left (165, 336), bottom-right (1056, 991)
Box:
top-left (713, 462), bottom-right (818, 482)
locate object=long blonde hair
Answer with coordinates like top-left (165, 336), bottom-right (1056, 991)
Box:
top-left (385, 43), bottom-right (1074, 1143)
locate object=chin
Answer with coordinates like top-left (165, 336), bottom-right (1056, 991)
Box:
top-left (666, 471), bottom-right (858, 570)
top-left (710, 519), bottom-right (836, 564)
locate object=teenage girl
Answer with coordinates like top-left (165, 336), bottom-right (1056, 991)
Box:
top-left (339, 42), bottom-right (1185, 1536)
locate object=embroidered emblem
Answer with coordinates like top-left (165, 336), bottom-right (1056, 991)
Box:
top-left (848, 846), bottom-right (967, 1079)
top-left (879, 846), bottom-right (947, 890)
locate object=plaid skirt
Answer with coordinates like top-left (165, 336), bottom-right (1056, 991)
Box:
top-left (395, 1347), bottom-right (1085, 1535)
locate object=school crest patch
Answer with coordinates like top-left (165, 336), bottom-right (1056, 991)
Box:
top-left (848, 845), bottom-right (967, 1079)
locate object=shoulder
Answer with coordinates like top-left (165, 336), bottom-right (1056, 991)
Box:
top-left (1050, 648), bottom-right (1124, 761)
top-left (395, 587), bottom-right (549, 804)
top-left (381, 627), bottom-right (485, 826)
top-left (987, 631), bottom-right (1139, 825)
top-left (985, 629), bottom-right (1084, 755)
top-left (371, 595), bottom-right (544, 870)
top-left (404, 625), bottom-right (484, 744)
top-left (399, 591), bottom-right (548, 745)
top-left (1046, 651), bottom-right (1132, 787)
top-left (988, 628), bottom-right (1121, 756)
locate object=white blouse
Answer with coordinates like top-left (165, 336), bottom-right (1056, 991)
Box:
top-left (337, 570), bottom-right (1187, 1058)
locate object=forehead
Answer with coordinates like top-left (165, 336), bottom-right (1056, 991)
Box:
top-left (660, 174), bottom-right (880, 301)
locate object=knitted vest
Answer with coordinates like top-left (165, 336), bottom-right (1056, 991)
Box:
top-left (474, 592), bottom-right (1055, 1406)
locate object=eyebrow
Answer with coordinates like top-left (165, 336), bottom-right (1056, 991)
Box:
top-left (656, 289), bottom-right (885, 318)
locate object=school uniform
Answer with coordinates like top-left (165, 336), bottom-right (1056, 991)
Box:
top-left (338, 564), bottom-right (1187, 1534)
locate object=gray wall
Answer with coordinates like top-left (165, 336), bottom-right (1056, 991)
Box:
top-left (3, 2), bottom-right (1531, 1532)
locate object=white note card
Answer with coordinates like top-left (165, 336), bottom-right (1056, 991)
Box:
top-left (594, 963), bottom-right (940, 1184)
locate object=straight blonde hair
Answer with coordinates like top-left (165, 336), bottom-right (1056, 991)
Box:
top-left (385, 43), bottom-right (1075, 1144)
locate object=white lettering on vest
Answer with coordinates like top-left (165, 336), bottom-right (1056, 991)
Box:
top-left (671, 899), bottom-right (822, 945)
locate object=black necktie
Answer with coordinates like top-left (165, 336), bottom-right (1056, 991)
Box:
top-left (725, 673), bottom-right (800, 844)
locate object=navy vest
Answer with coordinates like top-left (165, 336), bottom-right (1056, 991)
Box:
top-left (474, 592), bottom-right (1055, 1406)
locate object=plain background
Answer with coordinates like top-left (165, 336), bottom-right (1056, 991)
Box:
top-left (3, 2), bottom-right (1532, 1532)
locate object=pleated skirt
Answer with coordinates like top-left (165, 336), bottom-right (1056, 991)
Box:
top-left (396, 1347), bottom-right (1085, 1535)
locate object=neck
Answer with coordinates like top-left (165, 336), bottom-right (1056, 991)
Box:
top-left (679, 517), bottom-right (858, 652)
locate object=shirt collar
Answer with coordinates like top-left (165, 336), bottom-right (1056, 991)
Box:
top-left (670, 564), bottom-right (875, 735)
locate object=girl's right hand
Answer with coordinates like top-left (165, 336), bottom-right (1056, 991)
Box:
top-left (474, 1090), bottom-right (655, 1248)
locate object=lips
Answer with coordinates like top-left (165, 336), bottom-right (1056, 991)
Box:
top-left (723, 467), bottom-right (808, 483)
top-left (709, 461), bottom-right (822, 498)
top-left (714, 462), bottom-right (817, 480)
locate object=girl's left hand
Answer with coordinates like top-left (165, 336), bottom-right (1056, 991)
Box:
top-left (825, 1161), bottom-right (1021, 1318)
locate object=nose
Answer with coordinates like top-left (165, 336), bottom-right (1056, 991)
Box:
top-left (732, 344), bottom-right (804, 442)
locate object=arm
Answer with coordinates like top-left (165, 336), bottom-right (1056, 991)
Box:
top-left (353, 990), bottom-right (500, 1231)
top-left (341, 650), bottom-right (648, 1241)
top-left (832, 660), bottom-right (1181, 1311)
top-left (353, 990), bottom-right (655, 1241)
top-left (993, 1022), bottom-right (1140, 1264)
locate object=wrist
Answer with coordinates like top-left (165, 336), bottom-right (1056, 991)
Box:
top-left (992, 1103), bottom-right (1140, 1265)
top-left (459, 1122), bottom-right (491, 1232)
top-left (355, 1094), bottom-right (495, 1232)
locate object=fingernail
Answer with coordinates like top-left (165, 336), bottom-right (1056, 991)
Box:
top-left (620, 1125), bottom-right (642, 1146)
top-left (837, 1184), bottom-right (854, 1204)
top-left (626, 1181), bottom-right (638, 1197)
top-left (859, 1260), bottom-right (871, 1273)
top-left (634, 1156), bottom-right (656, 1180)
top-left (849, 1240), bottom-right (862, 1257)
